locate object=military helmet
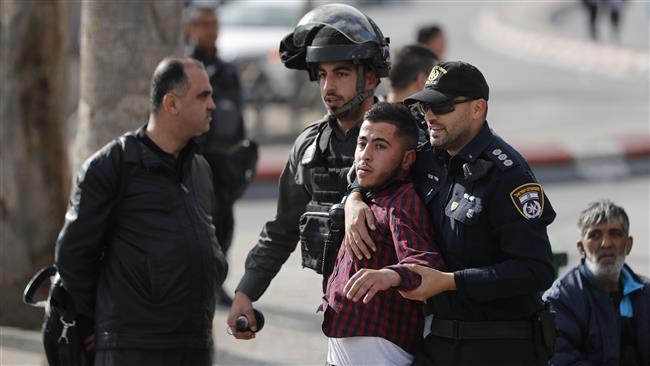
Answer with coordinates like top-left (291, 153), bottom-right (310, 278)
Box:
top-left (279, 3), bottom-right (390, 81)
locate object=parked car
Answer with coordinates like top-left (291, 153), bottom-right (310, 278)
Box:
top-left (217, 1), bottom-right (311, 104)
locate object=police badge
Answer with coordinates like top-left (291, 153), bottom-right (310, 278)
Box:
top-left (425, 65), bottom-right (447, 86)
top-left (510, 183), bottom-right (545, 220)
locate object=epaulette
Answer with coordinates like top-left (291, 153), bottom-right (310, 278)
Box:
top-left (485, 144), bottom-right (518, 172)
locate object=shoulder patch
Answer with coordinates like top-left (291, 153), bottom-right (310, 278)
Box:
top-left (510, 183), bottom-right (544, 220)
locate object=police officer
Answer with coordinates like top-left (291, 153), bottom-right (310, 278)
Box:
top-left (226, 3), bottom-right (390, 339)
top-left (345, 61), bottom-right (557, 365)
top-left (185, 4), bottom-right (258, 305)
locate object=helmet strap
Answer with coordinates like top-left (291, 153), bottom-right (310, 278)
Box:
top-left (328, 64), bottom-right (374, 119)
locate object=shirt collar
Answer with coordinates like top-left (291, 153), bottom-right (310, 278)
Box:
top-left (621, 265), bottom-right (644, 296)
top-left (365, 179), bottom-right (410, 201)
top-left (136, 125), bottom-right (197, 164)
top-left (328, 116), bottom-right (362, 141)
top-left (189, 46), bottom-right (217, 62)
top-left (455, 121), bottom-right (493, 163)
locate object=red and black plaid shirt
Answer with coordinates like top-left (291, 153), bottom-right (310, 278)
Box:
top-left (322, 181), bottom-right (445, 355)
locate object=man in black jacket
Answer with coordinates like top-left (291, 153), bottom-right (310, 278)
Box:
top-left (55, 57), bottom-right (228, 366)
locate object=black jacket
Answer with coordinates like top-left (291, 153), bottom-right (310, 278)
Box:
top-left (55, 130), bottom-right (227, 349)
top-left (411, 122), bottom-right (555, 365)
top-left (414, 122), bottom-right (556, 322)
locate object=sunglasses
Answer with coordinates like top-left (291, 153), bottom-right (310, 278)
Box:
top-left (415, 98), bottom-right (478, 116)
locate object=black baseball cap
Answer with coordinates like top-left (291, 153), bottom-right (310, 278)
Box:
top-left (404, 61), bottom-right (489, 106)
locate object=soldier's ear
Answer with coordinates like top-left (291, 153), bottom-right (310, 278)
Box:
top-left (415, 72), bottom-right (427, 90)
top-left (364, 69), bottom-right (379, 90)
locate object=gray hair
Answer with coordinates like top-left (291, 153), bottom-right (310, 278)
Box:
top-left (578, 199), bottom-right (630, 236)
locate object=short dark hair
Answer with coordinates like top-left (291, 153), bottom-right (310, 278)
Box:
top-left (578, 199), bottom-right (630, 236)
top-left (389, 44), bottom-right (437, 91)
top-left (417, 24), bottom-right (443, 45)
top-left (149, 57), bottom-right (203, 113)
top-left (363, 102), bottom-right (418, 150)
top-left (184, 4), bottom-right (217, 26)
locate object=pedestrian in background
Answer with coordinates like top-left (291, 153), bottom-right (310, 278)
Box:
top-left (416, 24), bottom-right (447, 61)
top-left (544, 199), bottom-right (649, 366)
top-left (581, 0), bottom-right (627, 42)
top-left (226, 3), bottom-right (391, 339)
top-left (323, 102), bottom-right (446, 366)
top-left (387, 44), bottom-right (438, 103)
top-left (346, 61), bottom-right (557, 365)
top-left (56, 57), bottom-right (228, 366)
top-left (185, 3), bottom-right (258, 306)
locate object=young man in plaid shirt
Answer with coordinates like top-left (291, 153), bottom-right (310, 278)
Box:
top-left (322, 102), bottom-right (445, 366)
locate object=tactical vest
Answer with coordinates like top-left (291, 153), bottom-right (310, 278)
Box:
top-left (298, 120), bottom-right (355, 279)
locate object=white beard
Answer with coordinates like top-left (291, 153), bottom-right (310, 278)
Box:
top-left (585, 254), bottom-right (626, 279)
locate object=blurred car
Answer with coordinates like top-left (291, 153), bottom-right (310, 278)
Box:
top-left (217, 1), bottom-right (311, 104)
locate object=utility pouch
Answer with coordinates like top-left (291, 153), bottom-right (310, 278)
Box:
top-left (298, 206), bottom-right (345, 277)
top-left (533, 303), bottom-right (557, 361)
top-left (24, 266), bottom-right (93, 366)
top-left (322, 203), bottom-right (345, 278)
top-left (299, 211), bottom-right (330, 274)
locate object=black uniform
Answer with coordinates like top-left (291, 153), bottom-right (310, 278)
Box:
top-left (411, 122), bottom-right (556, 366)
top-left (189, 47), bottom-right (249, 254)
top-left (236, 117), bottom-right (358, 300)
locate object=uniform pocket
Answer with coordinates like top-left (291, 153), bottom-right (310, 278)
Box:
top-left (445, 184), bottom-right (483, 225)
top-left (299, 211), bottom-right (330, 274)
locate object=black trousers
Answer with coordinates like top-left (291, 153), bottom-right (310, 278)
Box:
top-left (412, 334), bottom-right (545, 366)
top-left (94, 348), bottom-right (213, 366)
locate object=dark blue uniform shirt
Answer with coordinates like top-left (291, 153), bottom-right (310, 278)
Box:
top-left (410, 122), bottom-right (557, 365)
top-left (413, 122), bottom-right (556, 321)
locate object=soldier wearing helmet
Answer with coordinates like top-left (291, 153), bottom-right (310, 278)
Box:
top-left (227, 3), bottom-right (390, 340)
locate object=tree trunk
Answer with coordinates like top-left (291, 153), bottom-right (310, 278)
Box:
top-left (0, 0), bottom-right (69, 327)
top-left (73, 0), bottom-right (183, 168)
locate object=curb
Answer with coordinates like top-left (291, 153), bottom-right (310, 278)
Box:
top-left (254, 158), bottom-right (285, 183)
top-left (253, 136), bottom-right (650, 184)
top-left (522, 136), bottom-right (650, 182)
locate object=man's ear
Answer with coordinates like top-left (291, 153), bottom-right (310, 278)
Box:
top-left (364, 70), bottom-right (379, 90)
top-left (576, 241), bottom-right (585, 257)
top-left (401, 149), bottom-right (416, 171)
top-left (162, 93), bottom-right (180, 115)
top-left (415, 72), bottom-right (427, 90)
top-left (472, 99), bottom-right (487, 119)
top-left (625, 236), bottom-right (633, 255)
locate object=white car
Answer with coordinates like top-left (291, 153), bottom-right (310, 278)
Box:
top-left (218, 1), bottom-right (310, 103)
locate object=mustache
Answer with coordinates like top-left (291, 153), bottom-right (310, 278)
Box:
top-left (595, 248), bottom-right (618, 258)
top-left (324, 92), bottom-right (342, 100)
